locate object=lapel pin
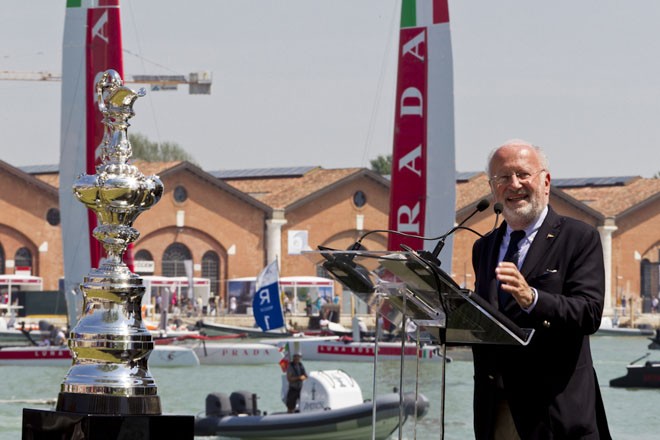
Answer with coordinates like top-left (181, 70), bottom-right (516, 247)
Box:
top-left (546, 233), bottom-right (555, 239)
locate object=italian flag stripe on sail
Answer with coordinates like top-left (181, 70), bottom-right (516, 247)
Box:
top-left (388, 0), bottom-right (455, 272)
top-left (401, 0), bottom-right (450, 28)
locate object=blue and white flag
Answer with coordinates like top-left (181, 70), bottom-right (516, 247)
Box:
top-left (253, 261), bottom-right (285, 331)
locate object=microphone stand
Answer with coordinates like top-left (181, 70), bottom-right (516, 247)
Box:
top-left (418, 199), bottom-right (490, 266)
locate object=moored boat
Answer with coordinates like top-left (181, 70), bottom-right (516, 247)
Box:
top-left (195, 320), bottom-right (291, 339)
top-left (266, 337), bottom-right (447, 363)
top-left (0, 313), bottom-right (56, 347)
top-left (0, 344), bottom-right (200, 367)
top-left (0, 327), bottom-right (49, 348)
top-left (647, 329), bottom-right (660, 350)
top-left (187, 341), bottom-right (283, 365)
top-left (194, 369), bottom-right (429, 440)
top-left (610, 353), bottom-right (660, 388)
top-left (595, 317), bottom-right (654, 337)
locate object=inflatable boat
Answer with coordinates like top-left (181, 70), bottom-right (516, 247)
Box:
top-left (194, 369), bottom-right (429, 439)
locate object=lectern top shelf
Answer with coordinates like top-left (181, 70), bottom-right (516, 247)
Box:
top-left (305, 248), bottom-right (534, 347)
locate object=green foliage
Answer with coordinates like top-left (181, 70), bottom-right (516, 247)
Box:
top-left (129, 132), bottom-right (196, 163)
top-left (370, 154), bottom-right (392, 175)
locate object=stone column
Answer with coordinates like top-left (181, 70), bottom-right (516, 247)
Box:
top-left (598, 218), bottom-right (617, 317)
top-left (266, 209), bottom-right (287, 269)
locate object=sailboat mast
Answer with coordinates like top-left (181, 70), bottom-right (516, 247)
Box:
top-left (388, 0), bottom-right (456, 271)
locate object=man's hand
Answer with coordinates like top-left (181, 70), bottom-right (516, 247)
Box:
top-left (496, 262), bottom-right (535, 309)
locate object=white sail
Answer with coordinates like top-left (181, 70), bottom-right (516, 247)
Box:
top-left (59, 0), bottom-right (124, 326)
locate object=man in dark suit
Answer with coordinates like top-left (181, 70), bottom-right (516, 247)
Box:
top-left (471, 140), bottom-right (611, 439)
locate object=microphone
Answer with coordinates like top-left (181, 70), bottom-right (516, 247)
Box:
top-left (317, 243), bottom-right (374, 294)
top-left (492, 202), bottom-right (503, 232)
top-left (424, 198), bottom-right (490, 264)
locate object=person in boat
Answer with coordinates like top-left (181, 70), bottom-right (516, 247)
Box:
top-left (471, 140), bottom-right (611, 439)
top-left (286, 352), bottom-right (307, 413)
top-left (40, 324), bottom-right (66, 346)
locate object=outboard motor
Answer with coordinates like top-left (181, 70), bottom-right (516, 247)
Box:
top-left (229, 391), bottom-right (259, 415)
top-left (205, 392), bottom-right (231, 417)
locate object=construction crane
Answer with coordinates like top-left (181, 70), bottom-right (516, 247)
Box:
top-left (0, 70), bottom-right (212, 94)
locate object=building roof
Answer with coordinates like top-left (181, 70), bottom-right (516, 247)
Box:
top-left (223, 167), bottom-right (380, 210)
top-left (20, 164), bottom-right (61, 188)
top-left (154, 161), bottom-right (273, 213)
top-left (1, 160), bottom-right (58, 197)
top-left (559, 176), bottom-right (660, 218)
top-left (456, 172), bottom-right (491, 212)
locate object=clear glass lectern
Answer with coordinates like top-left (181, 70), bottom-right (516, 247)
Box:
top-left (311, 247), bottom-right (534, 347)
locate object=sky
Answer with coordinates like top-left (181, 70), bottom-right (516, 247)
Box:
top-left (1, 0), bottom-right (660, 178)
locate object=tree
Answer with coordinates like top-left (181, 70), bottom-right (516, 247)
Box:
top-left (129, 132), bottom-right (196, 163)
top-left (370, 154), bottom-right (392, 175)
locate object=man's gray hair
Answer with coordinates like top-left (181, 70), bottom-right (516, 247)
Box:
top-left (486, 139), bottom-right (550, 176)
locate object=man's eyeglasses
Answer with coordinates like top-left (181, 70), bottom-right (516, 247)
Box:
top-left (489, 169), bottom-right (545, 186)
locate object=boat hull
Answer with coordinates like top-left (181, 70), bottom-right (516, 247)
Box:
top-left (195, 393), bottom-right (427, 440)
top-left (610, 362), bottom-right (660, 388)
top-left (191, 342), bottom-right (282, 365)
top-left (0, 329), bottom-right (49, 347)
top-left (277, 339), bottom-right (445, 363)
top-left (595, 327), bottom-right (654, 337)
top-left (0, 345), bottom-right (199, 367)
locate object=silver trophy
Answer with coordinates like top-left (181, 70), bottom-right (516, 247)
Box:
top-left (56, 70), bottom-right (164, 415)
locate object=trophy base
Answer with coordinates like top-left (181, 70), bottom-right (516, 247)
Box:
top-left (56, 392), bottom-right (161, 415)
top-left (22, 408), bottom-right (193, 440)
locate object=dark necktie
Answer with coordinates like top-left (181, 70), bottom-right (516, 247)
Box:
top-left (498, 230), bottom-right (526, 311)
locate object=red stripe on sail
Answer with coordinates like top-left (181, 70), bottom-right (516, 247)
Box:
top-left (85, 5), bottom-right (124, 267)
top-left (388, 28), bottom-right (428, 251)
top-left (433, 0), bottom-right (450, 24)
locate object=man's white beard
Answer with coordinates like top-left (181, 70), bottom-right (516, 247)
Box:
top-left (504, 198), bottom-right (542, 228)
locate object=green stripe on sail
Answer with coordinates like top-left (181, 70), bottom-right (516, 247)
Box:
top-left (401, 0), bottom-right (417, 28)
top-left (67, 0), bottom-right (82, 7)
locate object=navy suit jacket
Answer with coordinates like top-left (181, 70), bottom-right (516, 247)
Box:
top-left (471, 206), bottom-right (611, 439)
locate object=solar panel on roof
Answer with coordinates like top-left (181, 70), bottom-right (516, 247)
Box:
top-left (210, 166), bottom-right (317, 179)
top-left (19, 164), bottom-right (59, 174)
top-left (553, 176), bottom-right (637, 188)
top-left (456, 171), bottom-right (481, 181)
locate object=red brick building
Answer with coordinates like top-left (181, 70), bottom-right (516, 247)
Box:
top-left (1, 160), bottom-right (658, 316)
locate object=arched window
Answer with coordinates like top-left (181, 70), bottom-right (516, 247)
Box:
top-left (15, 247), bottom-right (32, 271)
top-left (162, 243), bottom-right (191, 277)
top-left (134, 249), bottom-right (154, 274)
top-left (202, 251), bottom-right (220, 295)
top-left (641, 258), bottom-right (660, 301)
top-left (135, 249), bottom-right (153, 261)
